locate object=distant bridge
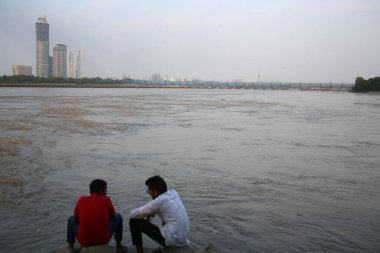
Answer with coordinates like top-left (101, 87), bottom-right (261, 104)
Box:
top-left (127, 80), bottom-right (353, 91)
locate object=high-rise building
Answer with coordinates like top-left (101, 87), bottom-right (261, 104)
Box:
top-left (12, 65), bottom-right (33, 76)
top-left (151, 73), bottom-right (162, 82)
top-left (69, 50), bottom-right (74, 78)
top-left (76, 49), bottom-right (82, 79)
top-left (53, 44), bottom-right (67, 78)
top-left (49, 56), bottom-right (53, 77)
top-left (35, 17), bottom-right (49, 78)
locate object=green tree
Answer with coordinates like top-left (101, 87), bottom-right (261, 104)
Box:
top-left (353, 76), bottom-right (380, 92)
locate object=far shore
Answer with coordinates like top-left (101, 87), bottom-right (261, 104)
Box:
top-left (0, 82), bottom-right (143, 88)
top-left (0, 82), bottom-right (353, 91)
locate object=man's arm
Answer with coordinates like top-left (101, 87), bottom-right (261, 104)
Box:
top-left (73, 214), bottom-right (79, 223)
top-left (129, 198), bottom-right (160, 219)
top-left (73, 198), bottom-right (80, 223)
top-left (108, 197), bottom-right (116, 221)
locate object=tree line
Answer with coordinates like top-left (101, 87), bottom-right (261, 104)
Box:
top-left (352, 77), bottom-right (380, 92)
top-left (2, 75), bottom-right (380, 92)
top-left (0, 75), bottom-right (133, 85)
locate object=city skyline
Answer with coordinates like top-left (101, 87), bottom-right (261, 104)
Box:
top-left (34, 15), bottom-right (80, 79)
top-left (1, 0), bottom-right (379, 82)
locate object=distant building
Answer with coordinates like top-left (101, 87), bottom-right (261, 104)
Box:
top-left (76, 49), bottom-right (82, 79)
top-left (11, 65), bottom-right (33, 76)
top-left (151, 73), bottom-right (162, 82)
top-left (49, 56), bottom-right (53, 77)
top-left (53, 44), bottom-right (67, 78)
top-left (35, 16), bottom-right (49, 78)
top-left (69, 50), bottom-right (74, 78)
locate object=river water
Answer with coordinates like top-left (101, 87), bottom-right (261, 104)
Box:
top-left (0, 88), bottom-right (379, 253)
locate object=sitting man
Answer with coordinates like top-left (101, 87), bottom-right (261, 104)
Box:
top-left (129, 175), bottom-right (190, 253)
top-left (67, 179), bottom-right (126, 253)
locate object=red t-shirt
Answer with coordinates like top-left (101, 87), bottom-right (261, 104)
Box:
top-left (74, 193), bottom-right (115, 246)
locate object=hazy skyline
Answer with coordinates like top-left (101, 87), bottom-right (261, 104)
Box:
top-left (1, 0), bottom-right (379, 82)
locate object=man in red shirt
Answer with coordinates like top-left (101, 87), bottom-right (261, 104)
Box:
top-left (67, 179), bottom-right (126, 252)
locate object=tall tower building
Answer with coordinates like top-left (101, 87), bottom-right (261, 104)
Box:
top-left (69, 50), bottom-right (74, 78)
top-left (35, 17), bottom-right (49, 78)
top-left (49, 56), bottom-right (53, 77)
top-left (53, 44), bottom-right (67, 78)
top-left (77, 49), bottom-right (82, 79)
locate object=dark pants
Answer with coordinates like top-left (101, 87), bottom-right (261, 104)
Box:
top-left (129, 218), bottom-right (166, 247)
top-left (67, 213), bottom-right (123, 246)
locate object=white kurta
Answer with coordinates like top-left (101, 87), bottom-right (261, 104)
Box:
top-left (129, 189), bottom-right (190, 247)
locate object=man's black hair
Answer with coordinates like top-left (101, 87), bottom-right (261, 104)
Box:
top-left (90, 179), bottom-right (107, 194)
top-left (145, 175), bottom-right (167, 194)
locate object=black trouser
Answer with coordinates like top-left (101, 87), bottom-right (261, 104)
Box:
top-left (129, 218), bottom-right (166, 247)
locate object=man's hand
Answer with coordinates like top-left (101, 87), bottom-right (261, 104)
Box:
top-left (145, 214), bottom-right (155, 222)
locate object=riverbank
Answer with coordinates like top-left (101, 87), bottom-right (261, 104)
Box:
top-left (0, 82), bottom-right (352, 91)
top-left (0, 82), bottom-right (134, 88)
top-left (52, 244), bottom-right (216, 253)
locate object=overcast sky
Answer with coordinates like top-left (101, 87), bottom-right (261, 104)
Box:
top-left (1, 0), bottom-right (379, 82)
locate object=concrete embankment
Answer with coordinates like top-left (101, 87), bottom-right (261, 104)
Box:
top-left (52, 244), bottom-right (217, 253)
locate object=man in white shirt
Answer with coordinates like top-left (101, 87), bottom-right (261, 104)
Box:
top-left (129, 175), bottom-right (190, 253)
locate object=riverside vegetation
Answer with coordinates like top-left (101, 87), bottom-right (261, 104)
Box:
top-left (1, 75), bottom-right (380, 92)
top-left (352, 76), bottom-right (380, 92)
top-left (0, 75), bottom-right (133, 86)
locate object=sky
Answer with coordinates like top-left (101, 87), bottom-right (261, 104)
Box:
top-left (0, 0), bottom-right (379, 83)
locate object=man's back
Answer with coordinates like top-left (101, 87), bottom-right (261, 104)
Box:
top-left (157, 189), bottom-right (190, 247)
top-left (75, 193), bottom-right (115, 246)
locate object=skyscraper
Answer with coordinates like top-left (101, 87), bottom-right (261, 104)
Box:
top-left (49, 56), bottom-right (53, 77)
top-left (35, 17), bottom-right (49, 78)
top-left (77, 49), bottom-right (82, 79)
top-left (69, 50), bottom-right (74, 78)
top-left (53, 44), bottom-right (67, 78)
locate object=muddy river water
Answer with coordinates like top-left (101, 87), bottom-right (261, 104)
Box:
top-left (0, 88), bottom-right (379, 253)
